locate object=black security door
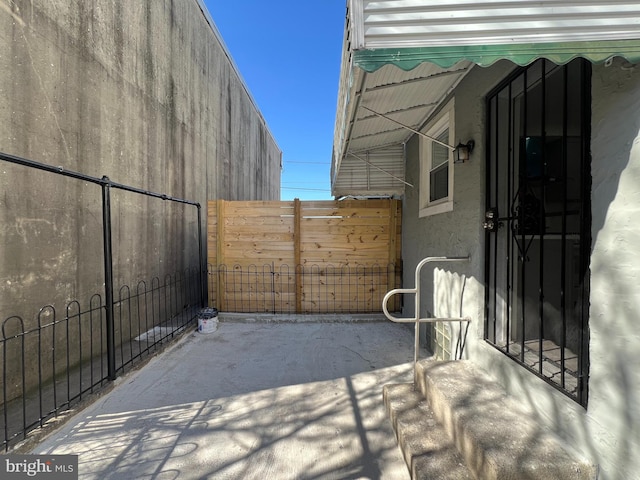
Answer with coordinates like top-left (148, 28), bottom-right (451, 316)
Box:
top-left (484, 58), bottom-right (591, 406)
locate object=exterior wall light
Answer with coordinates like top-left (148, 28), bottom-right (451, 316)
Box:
top-left (454, 140), bottom-right (475, 163)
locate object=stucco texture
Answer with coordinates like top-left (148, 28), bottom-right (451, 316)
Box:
top-left (589, 58), bottom-right (640, 480)
top-left (402, 57), bottom-right (640, 479)
top-left (0, 0), bottom-right (281, 320)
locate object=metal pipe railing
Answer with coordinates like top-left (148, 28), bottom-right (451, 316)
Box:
top-left (0, 150), bottom-right (207, 449)
top-left (382, 256), bottom-right (470, 364)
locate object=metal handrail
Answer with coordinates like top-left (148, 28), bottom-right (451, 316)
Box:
top-left (382, 256), bottom-right (470, 364)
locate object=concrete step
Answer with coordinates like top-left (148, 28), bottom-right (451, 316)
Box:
top-left (414, 359), bottom-right (597, 480)
top-left (383, 383), bottom-right (473, 480)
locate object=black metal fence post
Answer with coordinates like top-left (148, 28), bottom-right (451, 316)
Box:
top-left (101, 176), bottom-right (116, 381)
top-left (0, 151), bottom-right (207, 449)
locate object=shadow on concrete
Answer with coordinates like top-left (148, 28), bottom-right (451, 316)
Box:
top-left (32, 321), bottom-right (418, 479)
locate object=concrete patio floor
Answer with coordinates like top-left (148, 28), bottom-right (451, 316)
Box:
top-left (31, 319), bottom-right (419, 479)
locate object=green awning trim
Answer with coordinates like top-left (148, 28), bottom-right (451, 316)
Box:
top-left (354, 40), bottom-right (640, 72)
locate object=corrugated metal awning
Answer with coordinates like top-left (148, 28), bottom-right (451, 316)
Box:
top-left (355, 39), bottom-right (640, 72)
top-left (331, 58), bottom-right (472, 198)
top-left (331, 0), bottom-right (640, 198)
top-left (350, 0), bottom-right (640, 52)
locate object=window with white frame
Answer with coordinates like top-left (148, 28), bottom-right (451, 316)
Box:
top-left (419, 101), bottom-right (454, 217)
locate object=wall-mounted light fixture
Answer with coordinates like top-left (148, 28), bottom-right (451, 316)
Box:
top-left (360, 106), bottom-right (477, 165)
top-left (454, 140), bottom-right (475, 163)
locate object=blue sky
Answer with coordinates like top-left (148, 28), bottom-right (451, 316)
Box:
top-left (203, 1), bottom-right (346, 200)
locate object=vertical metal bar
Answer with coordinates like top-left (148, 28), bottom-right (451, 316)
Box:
top-left (346, 266), bottom-right (358, 311)
top-left (243, 266), bottom-right (248, 312)
top-left (325, 265), bottom-right (329, 313)
top-left (287, 265), bottom-right (292, 314)
top-left (315, 266), bottom-right (319, 313)
top-left (412, 259), bottom-right (421, 365)
top-left (90, 294), bottom-right (104, 387)
top-left (328, 264), bottom-right (333, 314)
top-left (190, 265), bottom-right (195, 325)
top-left (197, 204), bottom-right (206, 308)
top-left (367, 265), bottom-right (373, 313)
top-left (354, 265), bottom-right (359, 314)
top-left (20, 323), bottom-right (26, 440)
top-left (493, 93), bottom-right (500, 344)
top-left (171, 274), bottom-right (178, 334)
top-left (538, 61), bottom-right (547, 374)
top-left (560, 63), bottom-right (569, 390)
top-left (275, 265), bottom-right (280, 313)
top-left (2, 321), bottom-right (7, 450)
top-left (117, 288), bottom-right (124, 371)
top-left (520, 68), bottom-right (528, 363)
top-left (506, 81), bottom-right (514, 353)
top-left (329, 265), bottom-right (334, 313)
top-left (252, 266), bottom-right (257, 312)
top-left (308, 266), bottom-right (312, 314)
top-left (359, 265), bottom-right (364, 313)
top-left (362, 266), bottom-right (373, 312)
top-left (487, 94), bottom-right (502, 344)
top-left (138, 283), bottom-right (148, 354)
top-left (133, 282), bottom-right (142, 359)
top-left (163, 275), bottom-right (170, 336)
top-left (165, 274), bottom-right (173, 338)
top-left (232, 267), bottom-right (238, 312)
top-left (360, 265), bottom-right (365, 313)
top-left (414, 320), bottom-right (420, 364)
top-left (37, 312), bottom-right (44, 427)
top-left (186, 268), bottom-right (192, 322)
top-left (78, 301), bottom-right (83, 397)
top-left (169, 273), bottom-right (176, 333)
top-left (222, 267), bottom-right (228, 311)
top-left (66, 306), bottom-right (71, 405)
top-left (312, 265), bottom-right (318, 314)
top-left (578, 59), bottom-right (592, 406)
top-left (101, 176), bottom-right (117, 381)
top-left (484, 92), bottom-right (494, 339)
top-left (245, 266), bottom-right (250, 313)
top-left (271, 263), bottom-right (276, 314)
top-left (52, 312), bottom-right (58, 415)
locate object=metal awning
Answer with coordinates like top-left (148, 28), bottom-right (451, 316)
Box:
top-left (331, 0), bottom-right (640, 198)
top-left (355, 40), bottom-right (640, 72)
top-left (331, 58), bottom-right (473, 198)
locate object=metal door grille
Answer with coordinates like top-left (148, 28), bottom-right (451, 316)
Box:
top-left (484, 58), bottom-right (591, 406)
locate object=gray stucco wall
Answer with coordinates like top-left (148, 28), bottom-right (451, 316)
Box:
top-left (402, 58), bottom-right (640, 479)
top-left (588, 58), bottom-right (640, 480)
top-left (402, 61), bottom-right (514, 324)
top-left (0, 0), bottom-right (281, 321)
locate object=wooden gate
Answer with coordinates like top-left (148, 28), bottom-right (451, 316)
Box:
top-left (207, 199), bottom-right (402, 313)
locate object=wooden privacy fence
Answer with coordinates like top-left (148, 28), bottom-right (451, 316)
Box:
top-left (207, 199), bottom-right (402, 313)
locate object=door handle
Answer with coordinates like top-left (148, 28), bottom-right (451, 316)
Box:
top-left (483, 208), bottom-right (503, 232)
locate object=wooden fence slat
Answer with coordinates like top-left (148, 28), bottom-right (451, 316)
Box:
top-left (216, 200), bottom-right (226, 311)
top-left (301, 217), bottom-right (390, 226)
top-left (207, 198), bottom-right (402, 313)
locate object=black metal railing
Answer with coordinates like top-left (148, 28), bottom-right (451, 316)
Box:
top-left (1, 268), bottom-right (201, 451)
top-left (0, 151), bottom-right (206, 450)
top-left (208, 263), bottom-right (401, 314)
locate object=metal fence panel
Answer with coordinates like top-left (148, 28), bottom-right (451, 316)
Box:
top-left (0, 151), bottom-right (205, 451)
